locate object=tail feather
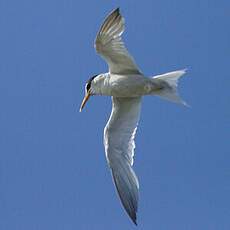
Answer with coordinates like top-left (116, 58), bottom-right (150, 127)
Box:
top-left (152, 69), bottom-right (188, 106)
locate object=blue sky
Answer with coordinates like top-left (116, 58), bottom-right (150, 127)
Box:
top-left (0, 0), bottom-right (229, 229)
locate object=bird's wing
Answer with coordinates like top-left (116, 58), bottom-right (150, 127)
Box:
top-left (104, 97), bottom-right (142, 225)
top-left (95, 8), bottom-right (141, 75)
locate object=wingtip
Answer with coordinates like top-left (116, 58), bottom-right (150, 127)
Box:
top-left (115, 7), bottom-right (120, 12)
top-left (128, 209), bottom-right (137, 225)
top-left (112, 7), bottom-right (120, 15)
top-left (133, 218), bottom-right (138, 226)
top-left (130, 212), bottom-right (138, 225)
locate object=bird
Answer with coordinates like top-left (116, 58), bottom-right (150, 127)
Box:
top-left (80, 8), bottom-right (187, 225)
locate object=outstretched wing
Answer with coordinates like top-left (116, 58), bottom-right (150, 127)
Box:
top-left (104, 97), bottom-right (142, 225)
top-left (95, 8), bottom-right (141, 75)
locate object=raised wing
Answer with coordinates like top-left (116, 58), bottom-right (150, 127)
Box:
top-left (95, 8), bottom-right (141, 75)
top-left (104, 97), bottom-right (142, 225)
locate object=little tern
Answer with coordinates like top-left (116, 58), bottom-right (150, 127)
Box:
top-left (80, 8), bottom-right (187, 225)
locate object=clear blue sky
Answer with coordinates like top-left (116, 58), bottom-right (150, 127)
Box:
top-left (0, 0), bottom-right (229, 229)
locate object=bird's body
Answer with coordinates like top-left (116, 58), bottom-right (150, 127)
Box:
top-left (80, 8), bottom-right (188, 225)
top-left (91, 71), bottom-right (187, 98)
top-left (91, 73), bottom-right (156, 97)
top-left (91, 70), bottom-right (186, 102)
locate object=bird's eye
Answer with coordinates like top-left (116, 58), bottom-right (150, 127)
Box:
top-left (86, 83), bottom-right (91, 92)
top-left (85, 74), bottom-right (98, 92)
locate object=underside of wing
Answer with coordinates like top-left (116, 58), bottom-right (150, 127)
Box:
top-left (95, 8), bottom-right (141, 75)
top-left (111, 160), bottom-right (139, 225)
top-left (104, 97), bottom-right (142, 224)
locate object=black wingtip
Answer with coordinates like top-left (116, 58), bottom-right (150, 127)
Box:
top-left (114, 7), bottom-right (120, 14)
top-left (133, 219), bottom-right (138, 226)
top-left (131, 214), bottom-right (137, 225)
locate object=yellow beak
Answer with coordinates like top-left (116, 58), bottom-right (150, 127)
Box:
top-left (79, 92), bottom-right (91, 112)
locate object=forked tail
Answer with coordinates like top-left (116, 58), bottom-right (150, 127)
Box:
top-left (152, 69), bottom-right (188, 106)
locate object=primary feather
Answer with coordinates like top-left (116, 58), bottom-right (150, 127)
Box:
top-left (95, 8), bottom-right (141, 75)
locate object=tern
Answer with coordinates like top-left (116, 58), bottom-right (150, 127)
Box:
top-left (80, 8), bottom-right (187, 225)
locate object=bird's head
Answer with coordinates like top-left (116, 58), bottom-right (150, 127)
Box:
top-left (79, 74), bottom-right (98, 112)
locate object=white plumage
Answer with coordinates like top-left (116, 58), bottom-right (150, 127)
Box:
top-left (95, 9), bottom-right (141, 75)
top-left (104, 97), bottom-right (141, 224)
top-left (80, 8), bottom-right (187, 225)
